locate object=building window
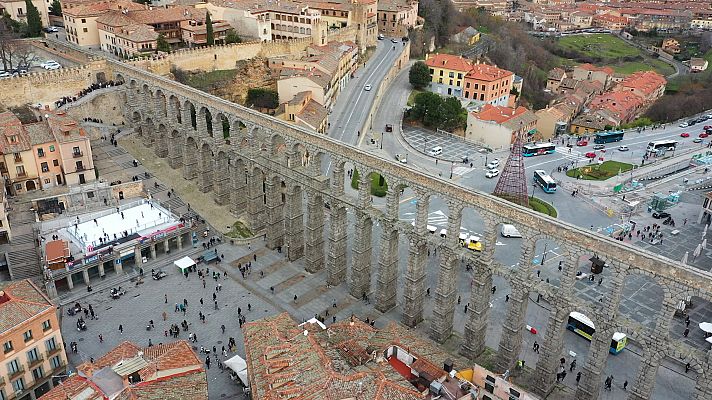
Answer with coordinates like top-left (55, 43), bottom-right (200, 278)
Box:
top-left (15, 165), bottom-right (25, 176)
top-left (81, 18), bottom-right (86, 23)
top-left (474, 84), bottom-right (479, 89)
top-left (49, 145), bottom-right (55, 152)
top-left (37, 148), bottom-right (45, 157)
top-left (7, 358), bottom-right (20, 374)
top-left (23, 330), bottom-right (33, 342)
top-left (439, 70), bottom-right (443, 76)
top-left (53, 159), bottom-right (59, 166)
top-left (27, 347), bottom-right (40, 363)
top-left (3, 341), bottom-right (13, 354)
top-left (14, 184), bottom-right (21, 191)
top-left (83, 28), bottom-right (88, 33)
top-left (50, 355), bottom-right (62, 369)
top-left (41, 162), bottom-right (49, 172)
top-left (11, 377), bottom-right (24, 393)
top-left (42, 320), bottom-right (51, 331)
top-left (32, 366), bottom-right (44, 380)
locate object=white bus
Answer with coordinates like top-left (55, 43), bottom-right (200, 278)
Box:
top-left (647, 140), bottom-right (677, 153)
top-left (533, 170), bottom-right (557, 193)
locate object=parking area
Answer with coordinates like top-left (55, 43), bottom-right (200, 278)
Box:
top-left (402, 125), bottom-right (486, 162)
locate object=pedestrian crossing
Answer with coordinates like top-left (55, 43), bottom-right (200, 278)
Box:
top-left (555, 147), bottom-right (588, 163)
top-left (452, 166), bottom-right (476, 176)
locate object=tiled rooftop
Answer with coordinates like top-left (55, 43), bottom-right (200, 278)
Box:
top-left (425, 53), bottom-right (473, 72)
top-left (0, 279), bottom-right (54, 336)
top-left (42, 340), bottom-right (206, 400)
top-left (465, 62), bottom-right (514, 82)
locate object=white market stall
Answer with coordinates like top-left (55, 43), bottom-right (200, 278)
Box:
top-left (174, 256), bottom-right (196, 273)
top-left (225, 354), bottom-right (249, 387)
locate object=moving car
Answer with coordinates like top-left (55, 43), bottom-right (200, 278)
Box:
top-left (395, 154), bottom-right (407, 164)
top-left (593, 144), bottom-right (605, 150)
top-left (41, 60), bottom-right (61, 70)
top-left (486, 159), bottom-right (500, 169)
top-left (377, 34), bottom-right (384, 40)
top-left (693, 138), bottom-right (703, 143)
top-left (679, 122), bottom-right (689, 128)
top-left (680, 132), bottom-right (690, 138)
top-left (618, 145), bottom-right (629, 151)
top-left (485, 169), bottom-right (500, 178)
top-left (363, 84), bottom-right (372, 91)
top-left (576, 140), bottom-right (588, 146)
top-left (428, 146), bottom-right (442, 156)
top-left (43, 26), bottom-right (59, 33)
top-left (385, 124), bottom-right (393, 132)
top-left (652, 211), bottom-right (670, 219)
top-left (585, 152), bottom-right (596, 158)
top-left (391, 38), bottom-right (398, 43)
top-left (500, 224), bottom-right (522, 238)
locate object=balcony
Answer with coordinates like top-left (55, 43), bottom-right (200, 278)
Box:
top-left (76, 165), bottom-right (85, 172)
top-left (16, 171), bottom-right (27, 178)
top-left (45, 346), bottom-right (62, 358)
top-left (7, 366), bottom-right (25, 380)
top-left (13, 155), bottom-right (22, 162)
top-left (72, 151), bottom-right (83, 158)
top-left (27, 355), bottom-right (44, 369)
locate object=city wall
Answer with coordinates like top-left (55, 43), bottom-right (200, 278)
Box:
top-left (129, 25), bottom-right (360, 76)
top-left (0, 61), bottom-right (107, 109)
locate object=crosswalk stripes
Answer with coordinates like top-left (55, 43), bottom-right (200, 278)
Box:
top-left (452, 166), bottom-right (476, 176)
top-left (554, 146), bottom-right (587, 163)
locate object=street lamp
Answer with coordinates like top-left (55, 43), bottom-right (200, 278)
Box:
top-left (449, 162), bottom-right (454, 179)
top-left (424, 138), bottom-right (428, 153)
top-left (380, 132), bottom-right (383, 149)
top-left (540, 242), bottom-right (548, 265)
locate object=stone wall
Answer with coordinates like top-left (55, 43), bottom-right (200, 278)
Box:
top-left (64, 92), bottom-right (127, 127)
top-left (0, 61), bottom-right (106, 108)
top-left (128, 25), bottom-right (360, 76)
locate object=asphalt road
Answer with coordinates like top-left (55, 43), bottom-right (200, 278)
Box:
top-left (323, 38), bottom-right (407, 175)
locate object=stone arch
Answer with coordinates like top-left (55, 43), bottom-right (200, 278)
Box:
top-left (169, 95), bottom-right (182, 124)
top-left (155, 89), bottom-right (167, 117)
top-left (198, 107), bottom-right (213, 137)
top-left (131, 111), bottom-right (142, 125)
top-left (183, 136), bottom-right (199, 181)
top-left (270, 133), bottom-right (286, 158)
top-left (167, 129), bottom-right (182, 169)
top-left (183, 100), bottom-right (197, 130)
top-left (141, 83), bottom-right (151, 98)
top-left (216, 113), bottom-right (230, 140)
top-left (114, 73), bottom-right (125, 84)
top-left (143, 117), bottom-right (155, 147)
top-left (197, 142), bottom-right (214, 193)
top-left (155, 123), bottom-right (168, 158)
top-left (290, 142), bottom-right (310, 168)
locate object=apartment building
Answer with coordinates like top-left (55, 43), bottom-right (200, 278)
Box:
top-left (62, 0), bottom-right (146, 48)
top-left (304, 0), bottom-right (378, 47)
top-left (615, 70), bottom-right (666, 104)
top-left (273, 40), bottom-right (358, 109)
top-left (0, 279), bottom-right (67, 400)
top-left (463, 62), bottom-right (515, 107)
top-left (202, 0), bottom-right (324, 43)
top-left (0, 113), bottom-right (41, 196)
top-left (424, 53), bottom-right (473, 97)
top-left (571, 63), bottom-right (613, 90)
top-left (276, 91), bottom-right (328, 133)
top-left (377, 0), bottom-right (419, 37)
top-left (466, 104), bottom-right (537, 149)
top-left (0, 111), bottom-right (95, 195)
top-left (0, 0), bottom-right (50, 27)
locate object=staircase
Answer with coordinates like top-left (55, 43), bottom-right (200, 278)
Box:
top-left (0, 202), bottom-right (42, 280)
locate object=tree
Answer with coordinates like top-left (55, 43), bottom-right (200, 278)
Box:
top-left (156, 33), bottom-right (170, 52)
top-left (25, 0), bottom-right (42, 37)
top-left (245, 88), bottom-right (278, 109)
top-left (205, 11), bottom-right (214, 45)
top-left (49, 0), bottom-right (62, 16)
top-left (0, 16), bottom-right (36, 71)
top-left (408, 91), bottom-right (466, 131)
top-left (225, 29), bottom-right (241, 44)
top-left (409, 61), bottom-right (430, 89)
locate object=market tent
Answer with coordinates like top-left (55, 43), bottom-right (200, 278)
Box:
top-left (174, 256), bottom-right (196, 273)
top-left (225, 354), bottom-right (249, 386)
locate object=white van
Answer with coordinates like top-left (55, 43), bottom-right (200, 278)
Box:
top-left (501, 224), bottom-right (522, 238)
top-left (428, 146), bottom-right (443, 157)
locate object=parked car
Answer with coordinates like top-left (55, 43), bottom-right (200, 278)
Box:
top-left (377, 34), bottom-right (384, 40)
top-left (680, 132), bottom-right (690, 138)
top-left (41, 60), bottom-right (61, 70)
top-left (363, 84), bottom-right (372, 91)
top-left (585, 152), bottom-right (596, 158)
top-left (391, 38), bottom-right (398, 43)
top-left (0, 71), bottom-right (11, 79)
top-left (500, 224), bottom-right (522, 238)
top-left (704, 125), bottom-right (711, 130)
top-left (652, 211), bottom-right (671, 219)
top-left (700, 132), bottom-right (709, 138)
top-left (385, 124), bottom-right (392, 132)
top-left (486, 159), bottom-right (500, 169)
top-left (43, 26), bottom-right (59, 33)
top-left (395, 153), bottom-right (407, 164)
top-left (679, 122), bottom-right (689, 128)
top-left (576, 140), bottom-right (588, 146)
top-left (693, 138), bottom-right (703, 143)
top-left (618, 145), bottom-right (629, 151)
top-left (485, 169), bottom-right (500, 178)
top-left (593, 144), bottom-right (605, 150)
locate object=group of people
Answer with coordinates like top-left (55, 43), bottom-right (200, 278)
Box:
top-left (55, 80), bottom-right (123, 109)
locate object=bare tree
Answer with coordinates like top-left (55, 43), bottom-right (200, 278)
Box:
top-left (0, 21), bottom-right (37, 71)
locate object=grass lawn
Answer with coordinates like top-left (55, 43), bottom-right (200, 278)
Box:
top-left (407, 89), bottom-right (423, 106)
top-left (557, 34), bottom-right (641, 59)
top-left (529, 197), bottom-right (557, 218)
top-left (351, 169), bottom-right (388, 197)
top-left (566, 161), bottom-right (634, 181)
top-left (225, 221), bottom-right (253, 239)
top-left (613, 59), bottom-right (675, 76)
top-left (184, 69), bottom-right (239, 91)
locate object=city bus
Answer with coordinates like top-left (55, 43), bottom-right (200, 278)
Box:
top-left (522, 143), bottom-right (556, 157)
top-left (567, 312), bottom-right (628, 354)
top-left (533, 170), bottom-right (557, 193)
top-left (594, 131), bottom-right (624, 144)
top-left (647, 140), bottom-right (677, 153)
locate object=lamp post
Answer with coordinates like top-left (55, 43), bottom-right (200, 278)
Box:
top-left (424, 137), bottom-right (428, 153)
top-left (540, 242), bottom-right (548, 265)
top-left (450, 162), bottom-right (454, 179)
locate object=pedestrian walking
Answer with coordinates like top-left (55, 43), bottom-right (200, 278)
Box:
top-left (505, 294), bottom-right (509, 302)
top-left (221, 324), bottom-right (225, 334)
top-left (684, 327), bottom-right (690, 337)
top-left (570, 359), bottom-right (576, 372)
top-left (686, 363), bottom-right (691, 373)
top-left (623, 380), bottom-right (628, 390)
top-left (162, 311), bottom-right (167, 321)
top-left (576, 371), bottom-right (581, 384)
top-left (164, 294), bottom-right (167, 304)
top-left (99, 334), bottom-right (103, 343)
top-left (119, 324), bottom-right (123, 334)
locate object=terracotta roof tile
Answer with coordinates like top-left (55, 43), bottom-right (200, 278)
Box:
top-left (0, 279), bottom-right (53, 335)
top-left (465, 63), bottom-right (514, 82)
top-left (618, 70), bottom-right (666, 97)
top-left (425, 53), bottom-right (473, 72)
